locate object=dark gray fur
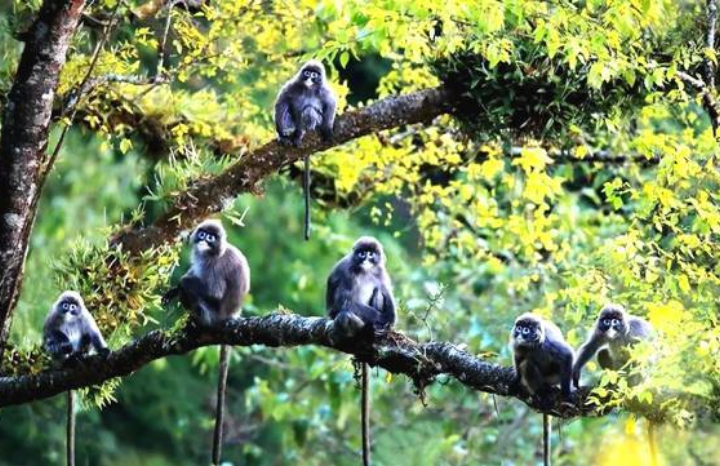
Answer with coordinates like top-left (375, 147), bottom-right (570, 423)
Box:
top-left (511, 313), bottom-right (574, 400)
top-left (573, 303), bottom-right (653, 387)
top-left (274, 60), bottom-right (337, 147)
top-left (163, 219), bottom-right (250, 325)
top-left (326, 236), bottom-right (396, 337)
top-left (43, 291), bottom-right (109, 360)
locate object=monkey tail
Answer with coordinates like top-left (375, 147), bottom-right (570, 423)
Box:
top-left (304, 154), bottom-right (311, 241)
top-left (212, 345), bottom-right (231, 466)
top-left (361, 362), bottom-right (371, 466)
top-left (67, 390), bottom-right (75, 466)
top-left (543, 413), bottom-right (551, 466)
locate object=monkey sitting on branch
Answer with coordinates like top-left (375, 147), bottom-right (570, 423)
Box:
top-left (573, 303), bottom-right (654, 388)
top-left (162, 219), bottom-right (250, 466)
top-left (510, 313), bottom-right (575, 466)
top-left (44, 290), bottom-right (110, 466)
top-left (274, 60), bottom-right (337, 241)
top-left (326, 236), bottom-right (396, 466)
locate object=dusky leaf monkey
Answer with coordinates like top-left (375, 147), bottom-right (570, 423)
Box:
top-left (326, 236), bottom-right (396, 466)
top-left (511, 313), bottom-right (574, 466)
top-left (274, 60), bottom-right (337, 240)
top-left (163, 219), bottom-right (250, 466)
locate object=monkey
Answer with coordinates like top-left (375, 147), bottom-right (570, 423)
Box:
top-left (43, 291), bottom-right (110, 466)
top-left (511, 313), bottom-right (574, 466)
top-left (274, 59), bottom-right (337, 241)
top-left (162, 219), bottom-right (250, 466)
top-left (572, 303), bottom-right (654, 388)
top-left (326, 236), bottom-right (396, 466)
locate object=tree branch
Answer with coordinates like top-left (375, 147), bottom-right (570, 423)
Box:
top-left (111, 86), bottom-right (459, 253)
top-left (0, 313), bottom-right (594, 418)
top-left (0, 0), bottom-right (86, 362)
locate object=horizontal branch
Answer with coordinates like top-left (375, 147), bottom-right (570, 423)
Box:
top-left (0, 313), bottom-right (593, 418)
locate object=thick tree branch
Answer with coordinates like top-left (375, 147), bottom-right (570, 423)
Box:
top-left (0, 313), bottom-right (593, 418)
top-left (0, 0), bottom-right (86, 361)
top-left (111, 86), bottom-right (459, 253)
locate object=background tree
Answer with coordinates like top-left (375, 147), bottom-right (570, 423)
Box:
top-left (1, 0), bottom-right (719, 465)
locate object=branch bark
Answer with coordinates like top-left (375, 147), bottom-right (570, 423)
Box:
top-left (111, 86), bottom-right (458, 253)
top-left (0, 313), bottom-right (593, 418)
top-left (0, 0), bottom-right (86, 362)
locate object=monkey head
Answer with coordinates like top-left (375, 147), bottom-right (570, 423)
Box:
top-left (298, 60), bottom-right (326, 89)
top-left (596, 304), bottom-right (628, 339)
top-left (192, 219), bottom-right (227, 257)
top-left (54, 291), bottom-right (85, 320)
top-left (512, 313), bottom-right (546, 347)
top-left (351, 236), bottom-right (385, 272)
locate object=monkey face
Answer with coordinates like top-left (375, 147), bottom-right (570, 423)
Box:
top-left (598, 311), bottom-right (626, 339)
top-left (353, 247), bottom-right (380, 271)
top-left (59, 299), bottom-right (81, 319)
top-left (192, 222), bottom-right (225, 256)
top-left (301, 67), bottom-right (323, 89)
top-left (512, 318), bottom-right (545, 347)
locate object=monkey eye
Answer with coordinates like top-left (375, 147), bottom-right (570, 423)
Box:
top-left (611, 318), bottom-right (619, 325)
top-left (197, 231), bottom-right (207, 240)
top-left (522, 327), bottom-right (530, 335)
top-left (69, 304), bottom-right (77, 312)
top-left (206, 234), bottom-right (216, 243)
top-left (602, 318), bottom-right (611, 326)
top-left (61, 303), bottom-right (69, 311)
top-left (311, 71), bottom-right (319, 78)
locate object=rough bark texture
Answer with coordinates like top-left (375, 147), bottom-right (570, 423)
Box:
top-left (112, 86), bottom-right (457, 253)
top-left (0, 0), bottom-right (86, 360)
top-left (0, 313), bottom-right (594, 418)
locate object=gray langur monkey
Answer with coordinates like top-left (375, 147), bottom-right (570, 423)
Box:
top-left (43, 291), bottom-right (110, 466)
top-left (162, 219), bottom-right (250, 466)
top-left (572, 303), bottom-right (653, 388)
top-left (511, 313), bottom-right (574, 466)
top-left (274, 60), bottom-right (337, 241)
top-left (326, 236), bottom-right (396, 466)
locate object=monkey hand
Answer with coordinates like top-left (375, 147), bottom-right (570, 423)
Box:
top-left (59, 341), bottom-right (74, 355)
top-left (161, 287), bottom-right (179, 306)
top-left (278, 135), bottom-right (294, 147)
top-left (319, 126), bottom-right (333, 142)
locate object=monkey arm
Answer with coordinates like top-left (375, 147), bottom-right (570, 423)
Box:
top-left (274, 94), bottom-right (295, 138)
top-left (376, 287), bottom-right (396, 330)
top-left (572, 335), bottom-right (605, 387)
top-left (45, 330), bottom-right (73, 356)
top-left (557, 346), bottom-right (575, 399)
top-left (86, 319), bottom-right (109, 355)
top-left (161, 285), bottom-right (180, 305)
top-left (320, 91), bottom-right (337, 140)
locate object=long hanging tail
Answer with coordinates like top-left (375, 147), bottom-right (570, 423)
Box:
top-left (212, 345), bottom-right (231, 466)
top-left (304, 154), bottom-right (311, 241)
top-left (543, 413), bottom-right (551, 466)
top-left (361, 363), bottom-right (371, 466)
top-left (67, 390), bottom-right (75, 466)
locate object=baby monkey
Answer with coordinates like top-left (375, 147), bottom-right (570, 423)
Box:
top-left (573, 303), bottom-right (653, 388)
top-left (511, 313), bottom-right (574, 466)
top-left (274, 60), bottom-right (337, 240)
top-left (43, 291), bottom-right (109, 466)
